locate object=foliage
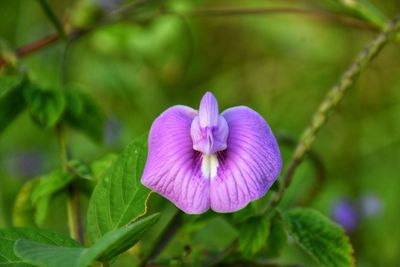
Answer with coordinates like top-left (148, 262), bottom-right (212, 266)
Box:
top-left (1, 0), bottom-right (399, 266)
top-left (86, 136), bottom-right (150, 243)
top-left (284, 208), bottom-right (354, 267)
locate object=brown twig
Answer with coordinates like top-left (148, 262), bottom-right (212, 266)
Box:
top-left (0, 7), bottom-right (378, 68)
top-left (183, 7), bottom-right (376, 30)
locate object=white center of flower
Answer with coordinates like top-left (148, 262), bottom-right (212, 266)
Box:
top-left (201, 154), bottom-right (219, 179)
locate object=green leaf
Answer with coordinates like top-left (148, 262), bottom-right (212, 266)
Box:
top-left (68, 159), bottom-right (93, 180)
top-left (90, 153), bottom-right (118, 181)
top-left (87, 136), bottom-right (151, 243)
top-left (238, 215), bottom-right (270, 258)
top-left (346, 0), bottom-right (387, 28)
top-left (13, 180), bottom-right (38, 227)
top-left (284, 208), bottom-right (355, 267)
top-left (14, 214), bottom-right (160, 267)
top-left (90, 213), bottom-right (159, 261)
top-left (265, 211), bottom-right (287, 258)
top-left (323, 0), bottom-right (387, 28)
top-left (0, 227), bottom-right (80, 266)
top-left (0, 75), bottom-right (26, 133)
top-left (31, 171), bottom-right (74, 204)
top-left (24, 85), bottom-right (66, 128)
top-left (63, 88), bottom-right (105, 143)
top-left (31, 170), bottom-right (74, 225)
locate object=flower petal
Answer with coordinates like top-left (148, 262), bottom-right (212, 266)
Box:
top-left (199, 92), bottom-right (219, 127)
top-left (141, 105), bottom-right (210, 214)
top-left (210, 106), bottom-right (282, 212)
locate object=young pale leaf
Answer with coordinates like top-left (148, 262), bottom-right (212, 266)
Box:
top-left (87, 136), bottom-right (151, 243)
top-left (284, 208), bottom-right (355, 267)
top-left (24, 85), bottom-right (66, 128)
top-left (13, 180), bottom-right (38, 227)
top-left (0, 227), bottom-right (80, 267)
top-left (31, 170), bottom-right (74, 204)
top-left (238, 215), bottom-right (270, 258)
top-left (63, 89), bottom-right (105, 143)
top-left (14, 214), bottom-right (160, 267)
top-left (31, 170), bottom-right (74, 225)
top-left (0, 75), bottom-right (26, 133)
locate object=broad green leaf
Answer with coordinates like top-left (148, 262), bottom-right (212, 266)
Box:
top-left (63, 88), bottom-right (105, 143)
top-left (24, 85), bottom-right (66, 128)
top-left (87, 136), bottom-right (151, 243)
top-left (15, 242), bottom-right (82, 267)
top-left (13, 180), bottom-right (38, 227)
top-left (90, 153), bottom-right (118, 181)
top-left (284, 208), bottom-right (355, 267)
top-left (15, 214), bottom-right (160, 267)
top-left (89, 213), bottom-right (159, 261)
top-left (265, 211), bottom-right (287, 258)
top-left (238, 215), bottom-right (270, 258)
top-left (0, 75), bottom-right (26, 133)
top-left (0, 227), bottom-right (79, 267)
top-left (31, 170), bottom-right (74, 225)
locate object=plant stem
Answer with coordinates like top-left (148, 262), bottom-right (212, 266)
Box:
top-left (56, 123), bottom-right (84, 244)
top-left (268, 13), bottom-right (400, 210)
top-left (36, 0), bottom-right (66, 38)
top-left (56, 124), bottom-right (68, 170)
top-left (138, 210), bottom-right (182, 267)
top-left (276, 134), bottom-right (326, 206)
top-left (67, 182), bottom-right (84, 244)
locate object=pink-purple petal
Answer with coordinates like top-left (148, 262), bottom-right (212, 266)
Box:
top-left (210, 106), bottom-right (282, 212)
top-left (141, 105), bottom-right (210, 214)
top-left (198, 92), bottom-right (219, 127)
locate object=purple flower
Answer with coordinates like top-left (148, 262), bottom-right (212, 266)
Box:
top-left (5, 150), bottom-right (45, 178)
top-left (104, 116), bottom-right (122, 146)
top-left (360, 194), bottom-right (382, 218)
top-left (331, 199), bottom-right (359, 232)
top-left (141, 92), bottom-right (282, 214)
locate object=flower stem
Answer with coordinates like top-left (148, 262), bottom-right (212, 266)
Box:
top-left (36, 0), bottom-right (66, 38)
top-left (67, 182), bottom-right (84, 243)
top-left (138, 210), bottom-right (182, 267)
top-left (56, 123), bottom-right (84, 244)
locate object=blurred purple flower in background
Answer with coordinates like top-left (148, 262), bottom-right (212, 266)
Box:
top-left (104, 117), bottom-right (122, 146)
top-left (360, 193), bottom-right (382, 218)
top-left (141, 92), bottom-right (282, 214)
top-left (96, 0), bottom-right (123, 11)
top-left (5, 150), bottom-right (45, 178)
top-left (331, 193), bottom-right (383, 233)
top-left (331, 199), bottom-right (359, 233)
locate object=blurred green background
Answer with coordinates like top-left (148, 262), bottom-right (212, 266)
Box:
top-left (1, 0), bottom-right (400, 266)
